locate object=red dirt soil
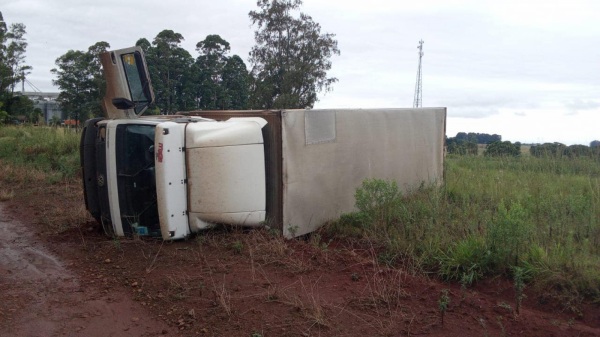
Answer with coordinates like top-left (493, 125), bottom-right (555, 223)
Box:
top-left (1, 183), bottom-right (599, 337)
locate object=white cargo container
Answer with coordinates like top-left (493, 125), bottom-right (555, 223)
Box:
top-left (81, 47), bottom-right (446, 239)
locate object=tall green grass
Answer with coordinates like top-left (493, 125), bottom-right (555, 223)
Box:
top-left (0, 125), bottom-right (80, 181)
top-left (329, 155), bottom-right (600, 305)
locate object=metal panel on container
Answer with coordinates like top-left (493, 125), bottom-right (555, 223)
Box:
top-left (280, 108), bottom-right (446, 237)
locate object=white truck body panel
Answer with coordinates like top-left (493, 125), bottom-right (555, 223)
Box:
top-left (155, 122), bottom-right (189, 239)
top-left (280, 108), bottom-right (446, 237)
top-left (186, 118), bottom-right (267, 229)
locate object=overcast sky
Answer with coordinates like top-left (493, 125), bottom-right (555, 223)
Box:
top-left (4, 0), bottom-right (599, 144)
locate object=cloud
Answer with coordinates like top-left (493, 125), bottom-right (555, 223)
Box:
top-left (564, 99), bottom-right (600, 111)
top-left (448, 107), bottom-right (499, 119)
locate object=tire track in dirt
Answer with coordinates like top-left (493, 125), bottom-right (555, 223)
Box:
top-left (0, 204), bottom-right (173, 337)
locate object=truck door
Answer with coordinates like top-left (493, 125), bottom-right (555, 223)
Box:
top-left (100, 46), bottom-right (155, 119)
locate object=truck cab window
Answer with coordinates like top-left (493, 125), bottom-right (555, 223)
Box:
top-left (121, 53), bottom-right (151, 114)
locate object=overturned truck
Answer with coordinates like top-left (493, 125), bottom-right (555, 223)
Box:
top-left (81, 46), bottom-right (446, 239)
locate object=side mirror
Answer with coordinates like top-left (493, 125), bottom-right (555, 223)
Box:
top-left (112, 98), bottom-right (135, 110)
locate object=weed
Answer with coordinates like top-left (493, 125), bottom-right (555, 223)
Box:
top-left (438, 289), bottom-right (450, 326)
top-left (287, 224), bottom-right (299, 237)
top-left (309, 233), bottom-right (331, 250)
top-left (231, 240), bottom-right (244, 255)
top-left (513, 266), bottom-right (527, 316)
top-left (214, 282), bottom-right (232, 316)
top-left (498, 302), bottom-right (513, 313)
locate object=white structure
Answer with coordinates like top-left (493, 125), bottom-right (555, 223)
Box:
top-left (20, 91), bottom-right (64, 123)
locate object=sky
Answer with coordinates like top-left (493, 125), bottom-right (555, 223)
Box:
top-left (3, 0), bottom-right (599, 145)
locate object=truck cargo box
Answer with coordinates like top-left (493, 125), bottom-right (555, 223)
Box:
top-left (187, 108), bottom-right (446, 237)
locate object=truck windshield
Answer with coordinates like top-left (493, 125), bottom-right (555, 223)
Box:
top-left (115, 124), bottom-right (160, 236)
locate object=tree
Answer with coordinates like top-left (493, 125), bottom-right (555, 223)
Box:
top-left (4, 94), bottom-right (33, 122)
top-left (0, 11), bottom-right (32, 110)
top-left (51, 42), bottom-right (110, 123)
top-left (0, 101), bottom-right (8, 124)
top-left (248, 0), bottom-right (340, 109)
top-left (484, 141), bottom-right (521, 157)
top-left (455, 132), bottom-right (501, 144)
top-left (446, 136), bottom-right (477, 155)
top-left (4, 23), bottom-right (30, 93)
top-left (138, 30), bottom-right (193, 114)
top-left (529, 143), bottom-right (566, 158)
top-left (190, 35), bottom-right (250, 110)
top-left (222, 55), bottom-right (250, 109)
top-left (192, 34), bottom-right (231, 109)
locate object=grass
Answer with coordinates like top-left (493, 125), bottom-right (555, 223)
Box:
top-left (328, 154), bottom-right (600, 308)
top-left (0, 125), bottom-right (80, 180)
top-left (0, 125), bottom-right (85, 233)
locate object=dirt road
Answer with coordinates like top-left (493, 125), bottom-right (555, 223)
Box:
top-left (0, 204), bottom-right (173, 337)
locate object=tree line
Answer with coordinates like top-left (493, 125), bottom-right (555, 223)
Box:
top-left (0, 0), bottom-right (340, 124)
top-left (448, 131), bottom-right (600, 158)
top-left (446, 132), bottom-right (502, 155)
top-left (0, 11), bottom-right (37, 124)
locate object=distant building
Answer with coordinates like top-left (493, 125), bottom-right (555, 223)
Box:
top-left (19, 92), bottom-right (65, 124)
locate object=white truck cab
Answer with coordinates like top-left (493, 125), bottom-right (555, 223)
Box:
top-left (82, 47), bottom-right (267, 240)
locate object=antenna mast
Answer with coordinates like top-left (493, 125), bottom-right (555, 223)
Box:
top-left (413, 39), bottom-right (424, 108)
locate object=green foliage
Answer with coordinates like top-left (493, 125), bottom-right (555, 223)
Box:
top-left (51, 42), bottom-right (110, 122)
top-left (529, 142), bottom-right (566, 158)
top-left (142, 30), bottom-right (193, 114)
top-left (529, 143), bottom-right (600, 160)
top-left (454, 132), bottom-right (501, 144)
top-left (0, 109), bottom-right (8, 124)
top-left (354, 178), bottom-right (402, 226)
top-left (329, 155), bottom-right (600, 304)
top-left (0, 12), bottom-right (34, 123)
top-left (437, 236), bottom-right (486, 283)
top-left (248, 0), bottom-right (340, 109)
top-left (136, 32), bottom-right (250, 113)
top-left (0, 13), bottom-right (31, 95)
top-left (446, 137), bottom-right (477, 155)
top-left (4, 94), bottom-right (33, 121)
top-left (231, 240), bottom-right (244, 255)
top-left (486, 201), bottom-right (531, 270)
top-left (190, 35), bottom-right (250, 110)
top-left (0, 125), bottom-right (79, 178)
top-left (484, 141), bottom-right (521, 157)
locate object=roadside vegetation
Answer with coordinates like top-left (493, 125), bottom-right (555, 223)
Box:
top-left (328, 154), bottom-right (600, 312)
top-left (0, 125), bottom-right (79, 180)
top-left (2, 125), bottom-right (599, 315)
top-left (0, 125), bottom-right (84, 232)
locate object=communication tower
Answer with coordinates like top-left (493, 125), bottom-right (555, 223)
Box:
top-left (413, 39), bottom-right (424, 108)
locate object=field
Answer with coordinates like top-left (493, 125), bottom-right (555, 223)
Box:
top-left (0, 125), bottom-right (599, 336)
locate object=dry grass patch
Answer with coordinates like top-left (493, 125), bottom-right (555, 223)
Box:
top-left (0, 189), bottom-right (14, 201)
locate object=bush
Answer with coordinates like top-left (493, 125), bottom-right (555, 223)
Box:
top-left (484, 141), bottom-right (520, 157)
